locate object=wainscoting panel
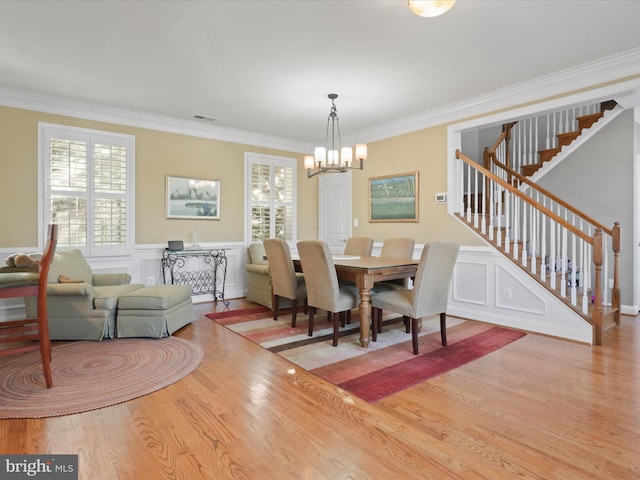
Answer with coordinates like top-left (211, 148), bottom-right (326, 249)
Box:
top-left (448, 246), bottom-right (593, 344)
top-left (495, 265), bottom-right (546, 315)
top-left (452, 260), bottom-right (488, 306)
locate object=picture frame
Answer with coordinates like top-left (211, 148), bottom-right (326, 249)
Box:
top-left (166, 175), bottom-right (220, 220)
top-left (369, 171), bottom-right (419, 222)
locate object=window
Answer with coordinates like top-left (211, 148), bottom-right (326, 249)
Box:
top-left (39, 123), bottom-right (135, 256)
top-left (245, 153), bottom-right (297, 243)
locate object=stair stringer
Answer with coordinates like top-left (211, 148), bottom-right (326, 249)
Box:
top-left (525, 105), bottom-right (625, 185)
top-left (449, 220), bottom-right (594, 344)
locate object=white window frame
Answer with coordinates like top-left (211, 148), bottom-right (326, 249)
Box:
top-left (244, 152), bottom-right (297, 245)
top-left (38, 122), bottom-right (135, 256)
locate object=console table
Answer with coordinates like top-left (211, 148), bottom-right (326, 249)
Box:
top-left (161, 249), bottom-right (229, 305)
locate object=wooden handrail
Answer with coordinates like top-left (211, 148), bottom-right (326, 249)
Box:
top-left (488, 130), bottom-right (508, 154)
top-left (486, 141), bottom-right (613, 236)
top-left (456, 149), bottom-right (594, 244)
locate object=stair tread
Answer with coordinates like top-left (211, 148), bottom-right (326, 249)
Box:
top-left (575, 112), bottom-right (603, 121)
top-left (557, 130), bottom-right (581, 139)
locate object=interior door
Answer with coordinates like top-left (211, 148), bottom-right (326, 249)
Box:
top-left (319, 172), bottom-right (352, 253)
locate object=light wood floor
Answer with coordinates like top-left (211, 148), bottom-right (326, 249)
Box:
top-left (1, 299), bottom-right (639, 479)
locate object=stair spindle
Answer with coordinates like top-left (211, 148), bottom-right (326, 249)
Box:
top-left (549, 221), bottom-right (556, 289)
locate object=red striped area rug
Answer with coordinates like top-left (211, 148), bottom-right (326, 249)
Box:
top-left (206, 308), bottom-right (526, 402)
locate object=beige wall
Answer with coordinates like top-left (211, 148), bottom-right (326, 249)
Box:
top-left (0, 103), bottom-right (481, 250)
top-left (9, 71), bottom-right (636, 250)
top-left (0, 105), bottom-right (317, 247)
top-left (348, 126), bottom-right (481, 245)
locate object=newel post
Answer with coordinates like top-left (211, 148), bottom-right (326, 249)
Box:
top-left (592, 228), bottom-right (603, 345)
top-left (612, 222), bottom-right (621, 324)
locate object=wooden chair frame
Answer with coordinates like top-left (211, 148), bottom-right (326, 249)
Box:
top-left (0, 224), bottom-right (58, 387)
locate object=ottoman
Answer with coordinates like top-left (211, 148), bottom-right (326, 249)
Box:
top-left (116, 285), bottom-right (195, 338)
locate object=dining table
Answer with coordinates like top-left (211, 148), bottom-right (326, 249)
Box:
top-left (293, 255), bottom-right (419, 348)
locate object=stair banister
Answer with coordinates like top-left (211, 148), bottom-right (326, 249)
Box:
top-left (486, 149), bottom-right (613, 236)
top-left (456, 148), bottom-right (605, 342)
top-left (456, 150), bottom-right (593, 243)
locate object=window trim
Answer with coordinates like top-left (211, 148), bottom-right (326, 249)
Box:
top-left (244, 152), bottom-right (297, 246)
top-left (38, 122), bottom-right (135, 256)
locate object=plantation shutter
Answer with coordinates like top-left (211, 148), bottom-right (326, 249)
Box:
top-left (273, 165), bottom-right (294, 240)
top-left (247, 154), bottom-right (296, 243)
top-left (92, 139), bottom-right (127, 248)
top-left (41, 124), bottom-right (134, 256)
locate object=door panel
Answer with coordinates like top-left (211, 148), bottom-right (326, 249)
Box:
top-left (319, 172), bottom-right (352, 253)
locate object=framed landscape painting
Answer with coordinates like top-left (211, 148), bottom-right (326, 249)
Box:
top-left (369, 172), bottom-right (418, 222)
top-left (166, 175), bottom-right (220, 220)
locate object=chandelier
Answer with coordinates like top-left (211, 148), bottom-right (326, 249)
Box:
top-left (408, 0), bottom-right (456, 18)
top-left (304, 94), bottom-right (367, 178)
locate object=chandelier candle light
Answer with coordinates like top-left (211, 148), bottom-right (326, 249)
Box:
top-left (304, 94), bottom-right (367, 178)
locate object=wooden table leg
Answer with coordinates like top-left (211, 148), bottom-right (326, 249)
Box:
top-left (357, 274), bottom-right (374, 348)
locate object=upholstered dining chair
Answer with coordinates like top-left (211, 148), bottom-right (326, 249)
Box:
top-left (263, 238), bottom-right (307, 327)
top-left (0, 224), bottom-right (58, 387)
top-left (375, 237), bottom-right (416, 290)
top-left (344, 236), bottom-right (374, 257)
top-left (371, 242), bottom-right (459, 354)
top-left (297, 240), bottom-right (359, 346)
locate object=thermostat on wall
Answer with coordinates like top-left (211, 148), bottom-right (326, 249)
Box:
top-left (435, 193), bottom-right (447, 204)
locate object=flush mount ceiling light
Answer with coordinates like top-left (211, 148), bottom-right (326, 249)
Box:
top-left (304, 94), bottom-right (367, 179)
top-left (408, 0), bottom-right (456, 18)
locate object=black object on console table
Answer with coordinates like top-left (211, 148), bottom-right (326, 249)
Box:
top-left (161, 248), bottom-right (229, 306)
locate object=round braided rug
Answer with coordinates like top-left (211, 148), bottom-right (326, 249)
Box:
top-left (0, 337), bottom-right (204, 418)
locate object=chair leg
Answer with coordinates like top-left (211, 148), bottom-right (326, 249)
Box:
top-left (273, 295), bottom-right (280, 320)
top-left (37, 295), bottom-right (53, 388)
top-left (440, 312), bottom-right (447, 346)
top-left (304, 298), bottom-right (308, 314)
top-left (38, 333), bottom-right (53, 388)
top-left (411, 317), bottom-right (419, 355)
top-left (346, 309), bottom-right (351, 324)
top-left (404, 315), bottom-right (410, 334)
top-left (308, 307), bottom-right (315, 337)
top-left (332, 312), bottom-right (341, 347)
top-left (291, 298), bottom-right (298, 327)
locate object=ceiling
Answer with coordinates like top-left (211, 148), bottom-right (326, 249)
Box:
top-left (1, 0), bottom-right (639, 151)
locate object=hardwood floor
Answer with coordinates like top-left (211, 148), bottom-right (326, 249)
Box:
top-left (1, 299), bottom-right (639, 479)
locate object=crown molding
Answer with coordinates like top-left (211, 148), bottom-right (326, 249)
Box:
top-left (1, 47), bottom-right (639, 149)
top-left (0, 87), bottom-right (310, 154)
top-left (350, 47), bottom-right (640, 144)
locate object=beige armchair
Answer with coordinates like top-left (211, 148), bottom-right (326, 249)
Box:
top-left (24, 248), bottom-right (144, 341)
top-left (246, 242), bottom-right (273, 308)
